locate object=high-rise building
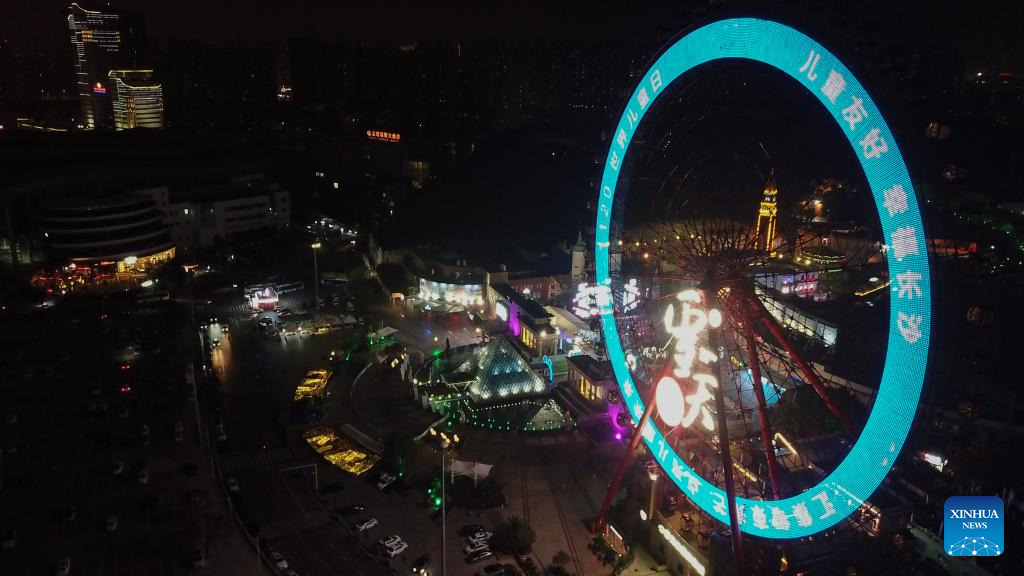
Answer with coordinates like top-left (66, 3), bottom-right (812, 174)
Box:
top-left (67, 3), bottom-right (121, 129)
top-left (108, 70), bottom-right (163, 130)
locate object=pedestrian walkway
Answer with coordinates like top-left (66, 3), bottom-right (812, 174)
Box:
top-left (221, 446), bottom-right (295, 474)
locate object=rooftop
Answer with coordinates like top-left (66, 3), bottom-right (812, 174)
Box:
top-left (567, 354), bottom-right (613, 383)
top-left (491, 282), bottom-right (551, 320)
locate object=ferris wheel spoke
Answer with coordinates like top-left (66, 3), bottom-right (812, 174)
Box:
top-left (739, 312), bottom-right (783, 500)
top-left (743, 290), bottom-right (855, 436)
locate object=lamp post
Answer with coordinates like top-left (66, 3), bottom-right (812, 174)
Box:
top-left (310, 242), bottom-right (321, 309)
top-left (435, 432), bottom-right (459, 576)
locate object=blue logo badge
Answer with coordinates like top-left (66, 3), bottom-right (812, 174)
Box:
top-left (945, 496), bottom-right (1004, 556)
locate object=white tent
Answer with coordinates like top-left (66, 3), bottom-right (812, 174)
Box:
top-left (448, 459), bottom-right (493, 482)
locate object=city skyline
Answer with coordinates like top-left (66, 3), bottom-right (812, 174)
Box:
top-left (1, 4), bottom-right (1024, 576)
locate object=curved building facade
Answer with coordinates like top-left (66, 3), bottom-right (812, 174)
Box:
top-left (36, 195), bottom-right (175, 271)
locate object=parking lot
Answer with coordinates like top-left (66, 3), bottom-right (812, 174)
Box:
top-left (0, 295), bottom-right (230, 574)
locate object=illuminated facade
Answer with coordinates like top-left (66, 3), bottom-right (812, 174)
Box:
top-left (567, 355), bottom-right (614, 405)
top-left (754, 178), bottom-right (779, 252)
top-left (36, 195), bottom-right (174, 267)
top-left (108, 70), bottom-right (164, 130)
top-left (68, 3), bottom-right (121, 129)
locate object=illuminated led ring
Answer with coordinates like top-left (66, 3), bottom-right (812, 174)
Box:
top-left (595, 18), bottom-right (931, 539)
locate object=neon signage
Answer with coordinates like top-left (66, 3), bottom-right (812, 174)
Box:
top-left (622, 278), bottom-right (640, 312)
top-left (366, 130), bottom-right (401, 143)
top-left (594, 18), bottom-right (931, 539)
top-left (656, 290), bottom-right (721, 430)
top-left (573, 283), bottom-right (601, 318)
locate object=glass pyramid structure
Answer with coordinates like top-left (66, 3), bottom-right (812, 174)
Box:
top-left (446, 335), bottom-right (547, 403)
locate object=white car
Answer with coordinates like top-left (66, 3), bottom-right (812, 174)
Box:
top-left (355, 518), bottom-right (378, 532)
top-left (467, 531), bottom-right (493, 545)
top-left (376, 473), bottom-right (397, 490)
top-left (464, 541), bottom-right (489, 555)
top-left (55, 558), bottom-right (72, 576)
top-left (385, 541), bottom-right (408, 558)
top-left (269, 551), bottom-right (288, 569)
top-left (378, 534), bottom-right (402, 548)
top-left (105, 516), bottom-right (118, 532)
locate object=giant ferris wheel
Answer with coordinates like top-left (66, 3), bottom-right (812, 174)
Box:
top-left (590, 17), bottom-right (932, 565)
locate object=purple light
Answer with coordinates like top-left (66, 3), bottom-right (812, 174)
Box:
top-left (615, 432), bottom-right (622, 440)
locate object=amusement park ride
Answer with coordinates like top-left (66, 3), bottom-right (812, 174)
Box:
top-left (589, 18), bottom-right (932, 573)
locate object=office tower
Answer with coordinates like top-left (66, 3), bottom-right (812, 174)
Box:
top-left (108, 69), bottom-right (163, 130)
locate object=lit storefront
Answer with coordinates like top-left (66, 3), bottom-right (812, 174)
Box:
top-left (33, 194), bottom-right (175, 292)
top-left (418, 277), bottom-right (484, 307)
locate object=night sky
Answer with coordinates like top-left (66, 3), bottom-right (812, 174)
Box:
top-left (3, 1), bottom-right (1023, 72)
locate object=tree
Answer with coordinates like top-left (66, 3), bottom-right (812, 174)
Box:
top-left (491, 515), bottom-right (536, 554)
top-left (553, 550), bottom-right (571, 568)
top-left (177, 489), bottom-right (231, 558)
top-left (383, 431), bottom-right (416, 478)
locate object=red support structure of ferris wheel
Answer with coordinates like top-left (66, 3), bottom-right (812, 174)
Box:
top-left (745, 291), bottom-right (856, 436)
top-left (591, 378), bottom-right (659, 536)
top-left (741, 315), bottom-right (782, 501)
top-left (707, 289), bottom-right (745, 575)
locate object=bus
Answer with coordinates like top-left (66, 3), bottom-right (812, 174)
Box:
top-left (275, 282), bottom-right (305, 295)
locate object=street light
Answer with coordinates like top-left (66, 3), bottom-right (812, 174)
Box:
top-left (311, 242), bottom-right (322, 309)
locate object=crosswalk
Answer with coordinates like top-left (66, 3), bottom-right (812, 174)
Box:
top-left (221, 446), bottom-right (295, 474)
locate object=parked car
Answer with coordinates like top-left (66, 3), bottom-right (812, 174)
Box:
top-left (466, 531), bottom-right (493, 545)
top-left (376, 473), bottom-right (397, 491)
top-left (269, 551), bottom-right (288, 569)
top-left (191, 546), bottom-right (206, 568)
top-left (385, 541), bottom-right (408, 557)
top-left (478, 564), bottom-right (506, 576)
top-left (464, 541), bottom-right (490, 555)
top-left (111, 461), bottom-right (125, 475)
top-left (226, 476), bottom-right (240, 493)
top-left (411, 553), bottom-right (432, 573)
top-left (466, 549), bottom-right (494, 564)
top-left (105, 515), bottom-right (118, 532)
top-left (378, 535), bottom-right (402, 548)
top-left (137, 468), bottom-right (149, 484)
top-left (336, 504), bottom-right (365, 516)
top-left (355, 518), bottom-right (378, 532)
top-left (459, 524), bottom-right (485, 536)
top-left (55, 558), bottom-right (72, 576)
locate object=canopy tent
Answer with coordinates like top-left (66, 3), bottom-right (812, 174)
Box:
top-left (447, 459), bottom-right (493, 481)
top-left (368, 326), bottom-right (399, 340)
